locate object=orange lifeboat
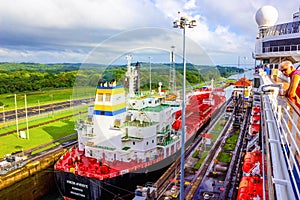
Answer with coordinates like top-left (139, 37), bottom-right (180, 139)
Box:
top-left (172, 120), bottom-right (181, 131)
top-left (242, 151), bottom-right (262, 175)
top-left (252, 106), bottom-right (260, 115)
top-left (251, 114), bottom-right (260, 124)
top-left (249, 124), bottom-right (260, 136)
top-left (237, 176), bottom-right (263, 200)
top-left (175, 110), bottom-right (182, 119)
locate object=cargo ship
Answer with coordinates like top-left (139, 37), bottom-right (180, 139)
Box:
top-left (54, 56), bottom-right (226, 199)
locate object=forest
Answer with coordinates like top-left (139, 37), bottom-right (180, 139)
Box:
top-left (0, 62), bottom-right (243, 94)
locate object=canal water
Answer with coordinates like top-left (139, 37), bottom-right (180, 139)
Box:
top-left (224, 69), bottom-right (254, 100)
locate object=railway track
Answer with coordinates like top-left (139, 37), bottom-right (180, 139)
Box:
top-left (5, 133), bottom-right (77, 160)
top-left (0, 111), bottom-right (87, 137)
top-left (154, 98), bottom-right (231, 199)
top-left (187, 97), bottom-right (251, 200)
top-left (0, 98), bottom-right (93, 122)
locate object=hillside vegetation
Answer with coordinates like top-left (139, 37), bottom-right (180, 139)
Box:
top-left (0, 62), bottom-right (243, 99)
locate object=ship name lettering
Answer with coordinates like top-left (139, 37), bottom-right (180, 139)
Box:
top-left (76, 182), bottom-right (88, 188)
top-left (70, 191), bottom-right (85, 198)
top-left (120, 169), bottom-right (129, 175)
top-left (67, 180), bottom-right (76, 185)
top-left (72, 187), bottom-right (83, 192)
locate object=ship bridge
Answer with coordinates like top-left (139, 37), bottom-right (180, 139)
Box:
top-left (254, 7), bottom-right (300, 64)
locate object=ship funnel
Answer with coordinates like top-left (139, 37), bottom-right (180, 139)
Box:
top-left (98, 79), bottom-right (107, 87)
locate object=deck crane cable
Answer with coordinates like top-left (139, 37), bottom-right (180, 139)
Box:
top-left (89, 179), bottom-right (125, 199)
top-left (101, 180), bottom-right (134, 193)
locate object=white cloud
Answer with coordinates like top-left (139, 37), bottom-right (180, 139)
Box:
top-left (0, 0), bottom-right (164, 30)
top-left (0, 0), bottom-right (298, 65)
top-left (0, 47), bottom-right (86, 63)
top-left (184, 0), bottom-right (196, 10)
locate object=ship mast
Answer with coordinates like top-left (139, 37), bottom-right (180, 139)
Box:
top-left (209, 78), bottom-right (214, 102)
top-left (125, 55), bottom-right (137, 98)
top-left (169, 46), bottom-right (176, 93)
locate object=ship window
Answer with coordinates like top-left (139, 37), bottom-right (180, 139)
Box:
top-left (98, 93), bottom-right (103, 102)
top-left (275, 25), bottom-right (281, 36)
top-left (101, 111), bottom-right (105, 115)
top-left (114, 119), bottom-right (121, 127)
top-left (105, 94), bottom-right (111, 102)
top-left (287, 23), bottom-right (293, 34)
top-left (146, 142), bottom-right (148, 145)
top-left (133, 142), bottom-right (135, 145)
top-left (152, 140), bottom-right (154, 143)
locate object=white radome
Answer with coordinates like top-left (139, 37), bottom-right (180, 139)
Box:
top-left (255, 5), bottom-right (278, 28)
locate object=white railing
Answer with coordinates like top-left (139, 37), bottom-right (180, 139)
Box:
top-left (259, 74), bottom-right (300, 200)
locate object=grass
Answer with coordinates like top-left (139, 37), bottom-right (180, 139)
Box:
top-left (31, 135), bottom-right (77, 155)
top-left (223, 143), bottom-right (236, 151)
top-left (0, 105), bottom-right (88, 133)
top-left (0, 119), bottom-right (76, 157)
top-left (0, 105), bottom-right (89, 157)
top-left (193, 151), bottom-right (208, 170)
top-left (192, 150), bottom-right (199, 158)
top-left (0, 87), bottom-right (95, 111)
top-left (210, 118), bottom-right (228, 142)
top-left (0, 87), bottom-right (94, 157)
top-left (216, 152), bottom-right (232, 163)
top-left (226, 133), bottom-right (239, 144)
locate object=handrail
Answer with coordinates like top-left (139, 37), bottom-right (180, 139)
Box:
top-left (259, 76), bottom-right (300, 200)
top-left (286, 97), bottom-right (300, 116)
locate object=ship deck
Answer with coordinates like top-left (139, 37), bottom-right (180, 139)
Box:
top-left (252, 71), bottom-right (300, 198)
top-left (147, 72), bottom-right (300, 200)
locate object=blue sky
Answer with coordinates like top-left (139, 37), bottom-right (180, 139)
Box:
top-left (0, 0), bottom-right (298, 66)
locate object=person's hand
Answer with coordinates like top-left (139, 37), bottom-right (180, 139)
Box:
top-left (279, 89), bottom-right (286, 96)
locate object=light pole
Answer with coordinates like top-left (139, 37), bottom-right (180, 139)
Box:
top-left (243, 56), bottom-right (248, 70)
top-left (149, 56), bottom-right (152, 93)
top-left (0, 105), bottom-right (5, 125)
top-left (198, 68), bottom-right (201, 84)
top-left (173, 12), bottom-right (196, 200)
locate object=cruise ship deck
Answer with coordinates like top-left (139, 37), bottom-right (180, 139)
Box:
top-left (252, 68), bottom-right (300, 199)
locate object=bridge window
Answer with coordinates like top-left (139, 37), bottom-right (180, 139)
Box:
top-left (105, 94), bottom-right (111, 102)
top-left (97, 93), bottom-right (103, 102)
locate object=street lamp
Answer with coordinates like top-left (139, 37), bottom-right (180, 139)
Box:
top-left (198, 68), bottom-right (201, 84)
top-left (0, 105), bottom-right (5, 124)
top-left (149, 56), bottom-right (152, 93)
top-left (173, 12), bottom-right (196, 200)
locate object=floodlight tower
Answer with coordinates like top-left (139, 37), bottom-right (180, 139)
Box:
top-left (169, 46), bottom-right (176, 93)
top-left (173, 11), bottom-right (196, 200)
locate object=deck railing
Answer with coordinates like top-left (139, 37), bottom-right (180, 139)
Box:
top-left (258, 72), bottom-right (300, 200)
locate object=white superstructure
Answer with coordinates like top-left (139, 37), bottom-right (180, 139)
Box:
top-left (76, 57), bottom-right (182, 164)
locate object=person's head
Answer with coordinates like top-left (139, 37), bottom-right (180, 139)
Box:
top-left (279, 60), bottom-right (294, 76)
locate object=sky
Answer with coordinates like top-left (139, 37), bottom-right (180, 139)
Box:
top-left (0, 0), bottom-right (299, 66)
